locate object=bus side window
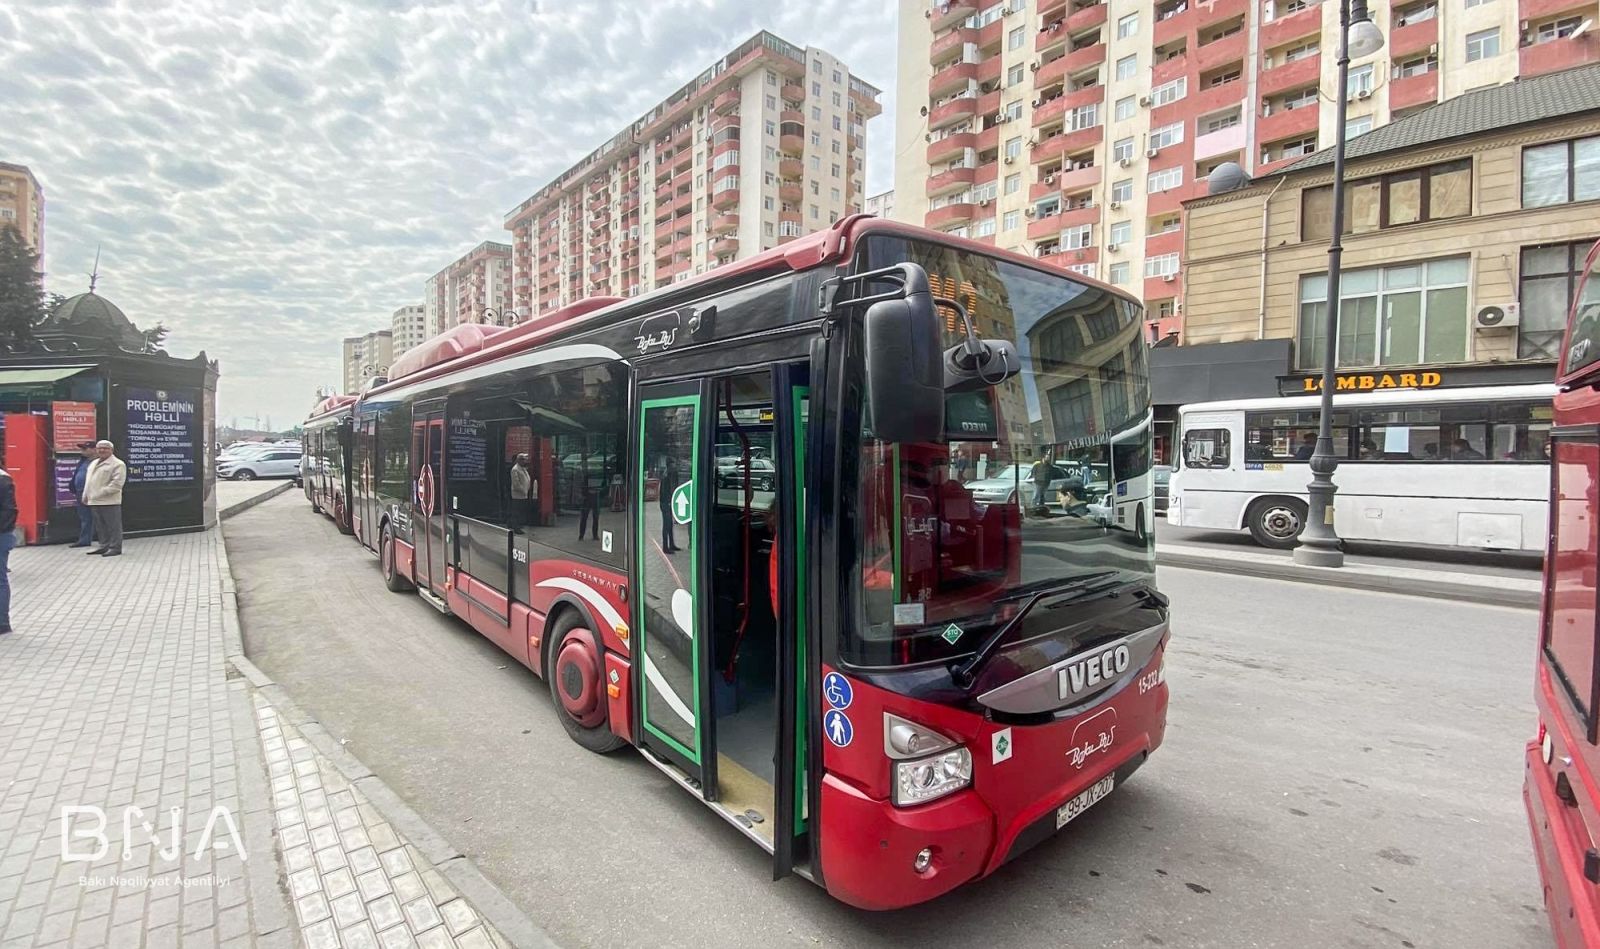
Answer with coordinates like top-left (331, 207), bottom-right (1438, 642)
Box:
top-left (1183, 428), bottom-right (1230, 469)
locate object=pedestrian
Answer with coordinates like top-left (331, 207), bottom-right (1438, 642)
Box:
top-left (578, 461), bottom-right (604, 541)
top-left (509, 453), bottom-right (531, 534)
top-left (84, 439), bottom-right (127, 557)
top-left (1029, 457), bottom-right (1052, 509)
top-left (0, 464), bottom-right (16, 634)
top-left (658, 457), bottom-right (681, 553)
top-left (69, 440), bottom-right (96, 547)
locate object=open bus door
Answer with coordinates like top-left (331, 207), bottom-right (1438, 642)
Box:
top-left (631, 364), bottom-right (815, 875)
top-left (410, 401), bottom-right (447, 594)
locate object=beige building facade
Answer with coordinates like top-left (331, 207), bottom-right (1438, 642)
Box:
top-left (342, 329), bottom-right (393, 396)
top-left (0, 162), bottom-right (44, 265)
top-left (425, 241), bottom-right (513, 339)
top-left (391, 304), bottom-right (426, 357)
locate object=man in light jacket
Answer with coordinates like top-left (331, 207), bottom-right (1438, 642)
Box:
top-left (84, 439), bottom-right (127, 557)
top-left (509, 453), bottom-right (532, 534)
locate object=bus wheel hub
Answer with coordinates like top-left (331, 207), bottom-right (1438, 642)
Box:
top-left (555, 631), bottom-right (604, 728)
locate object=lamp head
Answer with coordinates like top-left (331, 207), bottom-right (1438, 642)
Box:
top-left (1347, 18), bottom-right (1385, 57)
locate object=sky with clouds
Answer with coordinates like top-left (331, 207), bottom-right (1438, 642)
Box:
top-left (0, 0), bottom-right (899, 430)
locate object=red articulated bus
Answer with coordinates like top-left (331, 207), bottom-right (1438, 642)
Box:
top-left (1528, 235), bottom-right (1600, 946)
top-left (302, 394), bottom-right (357, 534)
top-left (311, 216), bottom-right (1170, 909)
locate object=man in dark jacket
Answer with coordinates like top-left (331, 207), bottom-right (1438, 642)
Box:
top-left (69, 440), bottom-right (95, 547)
top-left (0, 465), bottom-right (17, 634)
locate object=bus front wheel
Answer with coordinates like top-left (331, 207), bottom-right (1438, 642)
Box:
top-left (546, 611), bottom-right (627, 754)
top-left (1247, 497), bottom-right (1307, 550)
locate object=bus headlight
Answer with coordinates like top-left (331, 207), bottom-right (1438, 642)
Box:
top-left (893, 746), bottom-right (973, 807)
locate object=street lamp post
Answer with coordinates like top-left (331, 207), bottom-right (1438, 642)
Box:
top-left (483, 306), bottom-right (524, 326)
top-left (1293, 0), bottom-right (1384, 568)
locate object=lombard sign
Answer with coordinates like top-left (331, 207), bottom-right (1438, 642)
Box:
top-left (1281, 371), bottom-right (1443, 395)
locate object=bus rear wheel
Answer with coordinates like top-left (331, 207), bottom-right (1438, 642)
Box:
top-left (380, 524), bottom-right (411, 592)
top-left (1247, 497), bottom-right (1307, 549)
top-left (547, 611), bottom-right (626, 754)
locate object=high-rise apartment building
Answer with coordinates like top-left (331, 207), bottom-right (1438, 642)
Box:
top-left (342, 329), bottom-right (393, 396)
top-left (866, 190), bottom-right (896, 218)
top-left (425, 241), bottom-right (514, 338)
top-left (895, 0), bottom-right (1599, 340)
top-left (391, 304), bottom-right (426, 357)
top-left (504, 32), bottom-right (882, 314)
top-left (0, 162), bottom-right (45, 264)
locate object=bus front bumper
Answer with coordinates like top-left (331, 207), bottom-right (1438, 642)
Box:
top-left (1524, 737), bottom-right (1600, 949)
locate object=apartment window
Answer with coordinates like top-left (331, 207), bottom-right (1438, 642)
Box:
top-left (828, 92), bottom-right (839, 108)
top-left (1154, 214), bottom-right (1180, 234)
top-left (833, 69), bottom-right (842, 83)
top-left (1394, 0), bottom-right (1436, 26)
top-left (1005, 100), bottom-right (1025, 121)
top-left (1109, 261), bottom-right (1131, 284)
top-left (1156, 300), bottom-right (1177, 319)
top-left (812, 81), bottom-right (821, 96)
top-left (1347, 63), bottom-right (1375, 96)
top-left (715, 174), bottom-right (739, 192)
top-left (1281, 87), bottom-right (1318, 111)
top-left (1206, 67), bottom-right (1242, 87)
top-left (831, 162), bottom-right (841, 177)
top-left (828, 187), bottom-right (840, 202)
top-left (1301, 159), bottom-right (1471, 239)
top-left (1536, 16), bottom-right (1585, 42)
top-left (1523, 135), bottom-right (1600, 207)
top-left (1008, 64), bottom-right (1026, 86)
top-left (972, 181), bottom-right (998, 202)
top-left (813, 60), bottom-right (822, 74)
top-left (811, 180), bottom-right (820, 195)
top-left (1005, 173), bottom-right (1022, 194)
top-left (1272, 135), bottom-right (1319, 161)
top-left (780, 220), bottom-right (803, 236)
top-left (767, 70), bottom-right (778, 86)
top-left (1150, 77), bottom-right (1186, 107)
top-left (765, 94), bottom-right (777, 110)
top-left (1148, 166), bottom-right (1183, 192)
top-left (1009, 25), bottom-right (1026, 49)
top-left (810, 155), bottom-right (821, 170)
top-left (1004, 210), bottom-right (1022, 231)
top-left (1005, 136), bottom-right (1023, 159)
top-left (1464, 0), bottom-right (1492, 6)
top-left (1282, 41), bottom-right (1317, 63)
top-left (1115, 96), bottom-right (1137, 121)
top-left (1071, 103), bottom-right (1099, 130)
top-left (1113, 137), bottom-right (1136, 162)
top-left (1062, 225), bottom-right (1093, 249)
top-left (975, 217), bottom-right (997, 237)
top-left (765, 120), bottom-right (775, 136)
top-left (1523, 241), bottom-right (1600, 359)
top-left (763, 196), bottom-right (774, 210)
top-left (1118, 12), bottom-right (1140, 37)
top-left (810, 131), bottom-right (821, 146)
top-left (1395, 54), bottom-right (1437, 78)
top-left (1149, 121), bottom-right (1184, 150)
top-left (833, 116), bottom-right (842, 131)
top-left (1145, 253), bottom-right (1180, 277)
top-left (812, 106), bottom-right (822, 120)
top-left (1346, 115), bottom-right (1373, 138)
top-left (1465, 28), bottom-right (1500, 61)
top-left (1202, 110), bottom-right (1241, 133)
top-left (1109, 220), bottom-right (1132, 244)
top-left (1297, 257), bottom-right (1470, 369)
top-left (1112, 178), bottom-right (1133, 202)
top-left (1116, 54), bottom-right (1138, 81)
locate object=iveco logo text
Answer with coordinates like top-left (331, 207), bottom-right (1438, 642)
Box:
top-left (1058, 643), bottom-right (1131, 700)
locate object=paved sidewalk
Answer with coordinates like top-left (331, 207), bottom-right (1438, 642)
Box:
top-left (0, 529), bottom-right (516, 949)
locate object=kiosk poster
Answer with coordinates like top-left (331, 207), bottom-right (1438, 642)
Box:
top-left (53, 457), bottom-right (79, 507)
top-left (125, 386), bottom-right (198, 483)
top-left (52, 402), bottom-right (98, 452)
top-left (447, 417), bottom-right (488, 481)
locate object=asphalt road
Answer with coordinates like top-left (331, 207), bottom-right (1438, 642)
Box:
top-left (1155, 517), bottom-right (1543, 580)
top-left (229, 493), bottom-right (1549, 949)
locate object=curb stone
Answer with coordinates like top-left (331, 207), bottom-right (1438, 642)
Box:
top-left (219, 481), bottom-right (295, 520)
top-left (1155, 547), bottom-right (1541, 608)
top-left (214, 519), bottom-right (561, 949)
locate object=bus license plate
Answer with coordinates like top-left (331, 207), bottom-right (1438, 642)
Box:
top-left (1055, 776), bottom-right (1115, 830)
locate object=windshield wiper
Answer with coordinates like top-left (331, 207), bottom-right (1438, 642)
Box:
top-left (950, 571), bottom-right (1121, 690)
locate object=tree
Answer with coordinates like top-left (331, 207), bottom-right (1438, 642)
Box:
top-left (44, 292), bottom-right (65, 319)
top-left (141, 322), bottom-right (169, 352)
top-left (0, 225), bottom-right (43, 345)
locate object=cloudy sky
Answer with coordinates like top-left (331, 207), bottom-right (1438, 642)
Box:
top-left (0, 0), bottom-right (899, 429)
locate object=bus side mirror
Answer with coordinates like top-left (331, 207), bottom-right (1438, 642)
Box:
top-left (865, 290), bottom-right (945, 444)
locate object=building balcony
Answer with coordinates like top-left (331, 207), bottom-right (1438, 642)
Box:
top-left (654, 185), bottom-right (673, 205)
top-left (1195, 29), bottom-right (1248, 74)
top-left (712, 212), bottom-right (739, 235)
top-left (1039, 0), bottom-right (1068, 22)
top-left (976, 17), bottom-right (1005, 48)
top-left (1058, 202), bottom-right (1101, 230)
top-left (1054, 162), bottom-right (1102, 192)
top-left (1038, 43), bottom-right (1105, 85)
top-left (1143, 274), bottom-right (1181, 302)
top-left (929, 0), bottom-right (978, 31)
top-left (1153, 4), bottom-right (1200, 48)
top-left (1030, 180), bottom-right (1060, 202)
top-left (928, 130), bottom-right (977, 164)
top-left (1257, 53), bottom-right (1321, 97)
top-left (1168, 77), bottom-right (1246, 120)
top-left (1039, 246), bottom-right (1099, 271)
top-left (930, 60), bottom-right (980, 97)
top-left (925, 202), bottom-right (977, 229)
top-left (780, 109), bottom-right (805, 127)
top-left (1026, 212), bottom-right (1064, 241)
top-left (1144, 228), bottom-right (1183, 257)
top-left (1521, 0), bottom-right (1593, 21)
top-left (976, 124), bottom-right (1000, 152)
top-left (1146, 178), bottom-right (1205, 216)
top-left (1520, 35), bottom-right (1600, 77)
top-left (1037, 21), bottom-right (1070, 55)
top-left (1033, 124), bottom-right (1104, 163)
top-left (780, 180), bottom-right (804, 202)
top-left (1033, 84), bottom-right (1104, 129)
top-left (932, 27), bottom-right (977, 64)
top-left (1067, 2), bottom-right (1110, 33)
top-left (1261, 6), bottom-right (1321, 49)
top-left (1388, 16), bottom-right (1438, 59)
top-left (1150, 51), bottom-right (1189, 87)
top-left (713, 88), bottom-right (741, 115)
top-left (926, 165), bottom-right (977, 197)
top-left (711, 185), bottom-right (739, 210)
top-left (779, 133), bottom-right (806, 156)
top-left (779, 156), bottom-right (804, 178)
top-left (1256, 102), bottom-right (1319, 145)
top-left (779, 209), bottom-right (803, 229)
top-left (782, 79), bottom-right (805, 104)
top-left (1389, 69), bottom-right (1439, 112)
top-left (711, 236), bottom-right (739, 256)
top-left (1197, 0), bottom-right (1249, 30)
top-left (712, 138), bottom-right (740, 160)
top-left (1194, 122), bottom-right (1248, 160)
top-left (928, 93), bottom-right (979, 129)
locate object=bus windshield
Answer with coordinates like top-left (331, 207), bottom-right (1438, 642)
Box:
top-left (848, 235), bottom-right (1155, 666)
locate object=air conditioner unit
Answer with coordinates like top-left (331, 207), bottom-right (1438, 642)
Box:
top-left (1044, 174), bottom-right (1056, 185)
top-left (1429, 42), bottom-right (1438, 54)
top-left (1110, 200), bottom-right (1122, 209)
top-left (1119, 157), bottom-right (1133, 168)
top-left (1031, 61), bottom-right (1041, 71)
top-left (1475, 302), bottom-right (1520, 329)
top-left (980, 199), bottom-right (992, 207)
top-left (920, 105), bottom-right (929, 116)
top-left (1355, 88), bottom-right (1372, 100)
top-left (1024, 207), bottom-right (1036, 217)
top-left (1138, 95), bottom-right (1152, 107)
top-left (1032, 98), bottom-right (1043, 107)
top-left (1004, 156), bottom-right (1016, 164)
top-left (1106, 242), bottom-right (1119, 251)
top-left (1147, 148), bottom-right (1160, 158)
top-left (1162, 274), bottom-right (1176, 283)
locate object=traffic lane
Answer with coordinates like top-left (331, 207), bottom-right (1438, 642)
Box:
top-left (229, 494), bottom-right (1546, 948)
top-left (1156, 518), bottom-right (1542, 579)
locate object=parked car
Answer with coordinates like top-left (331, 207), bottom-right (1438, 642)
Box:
top-left (218, 447), bottom-right (302, 481)
top-left (1153, 465), bottom-right (1172, 515)
top-left (965, 462), bottom-right (1070, 506)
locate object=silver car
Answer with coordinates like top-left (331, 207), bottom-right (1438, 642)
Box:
top-left (218, 447), bottom-right (303, 481)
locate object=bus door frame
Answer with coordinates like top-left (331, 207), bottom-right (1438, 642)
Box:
top-left (357, 415), bottom-right (377, 548)
top-left (410, 399), bottom-right (447, 593)
top-left (771, 359), bottom-right (813, 880)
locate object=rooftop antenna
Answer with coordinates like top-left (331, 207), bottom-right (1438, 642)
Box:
top-left (87, 245), bottom-right (101, 293)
